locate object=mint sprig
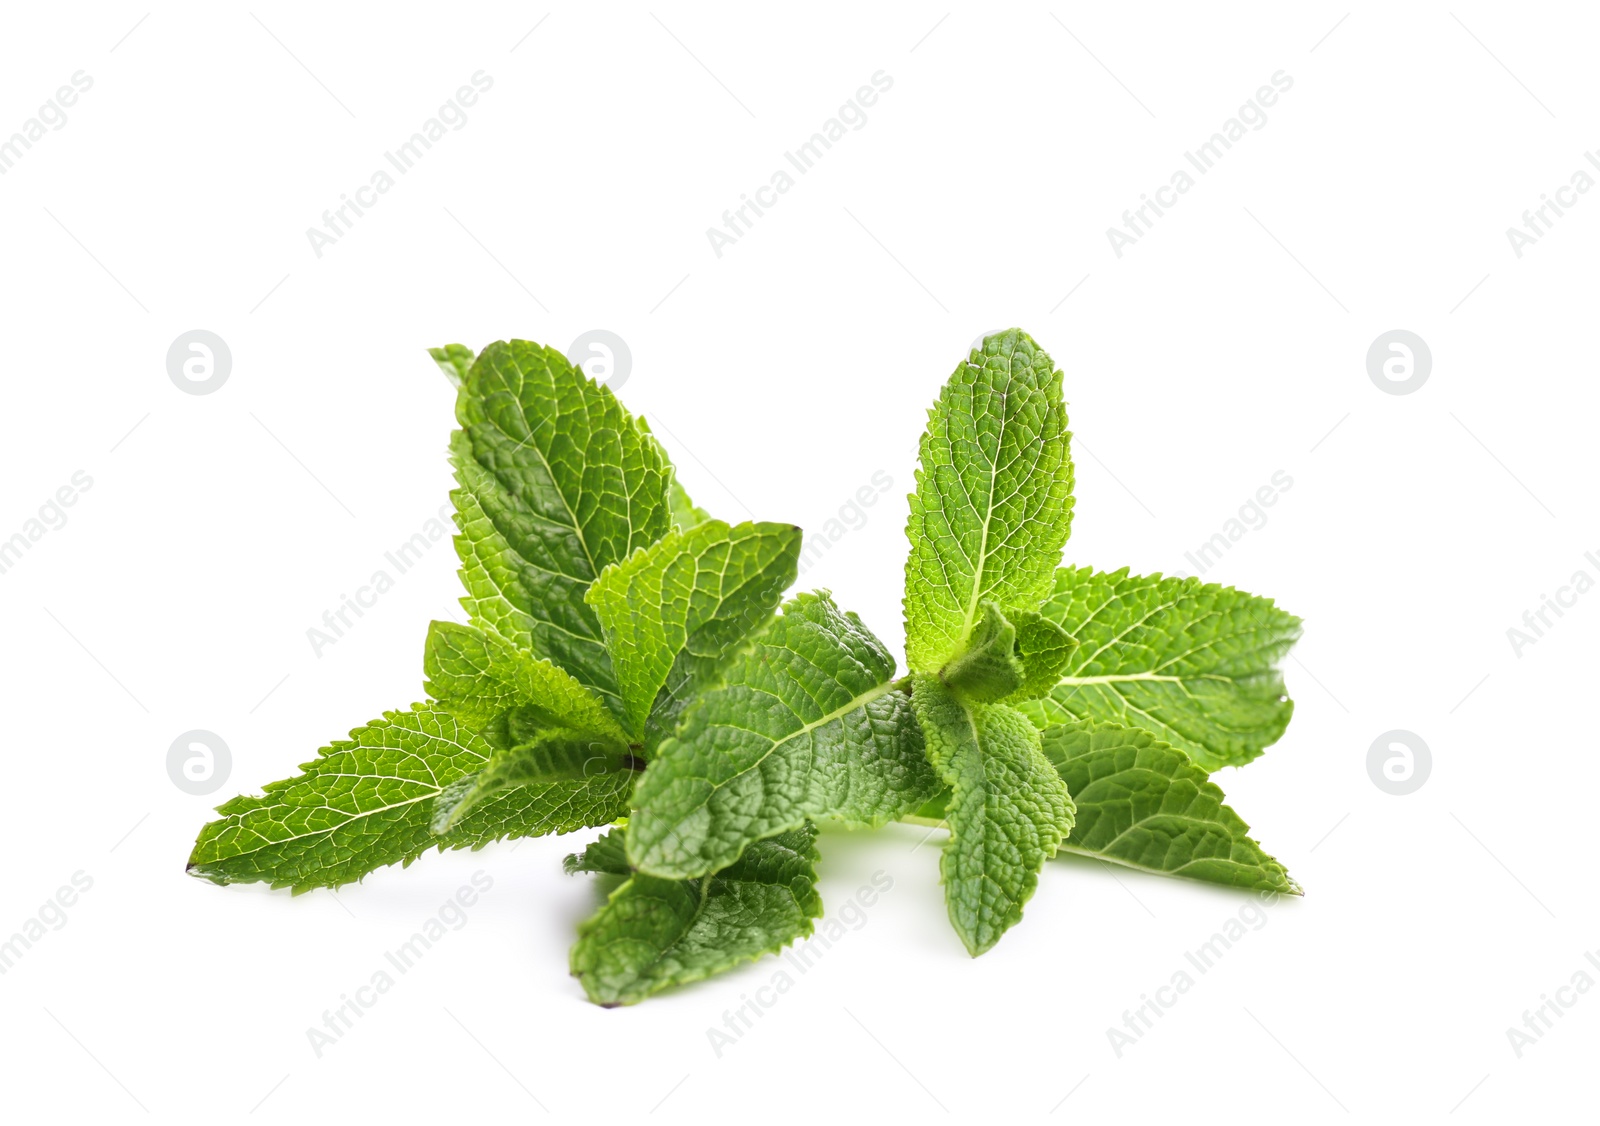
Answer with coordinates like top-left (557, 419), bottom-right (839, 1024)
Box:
top-left (189, 329), bottom-right (1306, 1004)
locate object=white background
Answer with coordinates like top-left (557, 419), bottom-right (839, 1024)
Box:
top-left (1, 2), bottom-right (1595, 1122)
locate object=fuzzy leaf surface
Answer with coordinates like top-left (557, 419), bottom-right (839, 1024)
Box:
top-left (903, 329), bottom-right (1073, 672)
top-left (586, 519), bottom-right (800, 748)
top-left (939, 600), bottom-right (1024, 704)
top-left (1009, 610), bottom-right (1077, 701)
top-left (627, 592), bottom-right (937, 879)
top-left (430, 728), bottom-right (639, 834)
top-left (186, 706), bottom-right (631, 892)
top-left (570, 825), bottom-right (822, 1005)
top-left (564, 826), bottom-right (633, 875)
top-left (1041, 720), bottom-right (1299, 893)
top-left (911, 675), bottom-right (1074, 955)
top-left (1020, 567), bottom-right (1301, 770)
top-left (422, 619), bottom-right (625, 741)
top-left (449, 340), bottom-right (674, 715)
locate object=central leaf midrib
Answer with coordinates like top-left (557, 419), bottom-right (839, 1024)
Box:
top-left (961, 371), bottom-right (1011, 643)
top-left (499, 408), bottom-right (601, 581)
top-left (1054, 672), bottom-right (1194, 686)
top-left (702, 677), bottom-right (897, 798)
top-left (952, 697), bottom-right (1018, 923)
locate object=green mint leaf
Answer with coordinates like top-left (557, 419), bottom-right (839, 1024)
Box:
top-left (626, 592), bottom-right (938, 879)
top-left (564, 826), bottom-right (632, 875)
top-left (481, 700), bottom-right (622, 752)
top-left (1009, 610), bottom-right (1078, 700)
top-left (1041, 719), bottom-right (1300, 894)
top-left (186, 706), bottom-right (631, 892)
top-left (937, 603), bottom-right (1078, 705)
top-left (563, 825), bottom-right (630, 876)
top-left (903, 329), bottom-right (1074, 672)
top-left (909, 789), bottom-right (951, 821)
top-left (910, 675), bottom-right (1075, 955)
top-left (423, 623), bottom-right (639, 834)
top-left (429, 343), bottom-right (475, 387)
top-left (422, 619), bottom-right (626, 742)
top-left (450, 340), bottom-right (674, 713)
top-left (939, 600), bottom-right (1024, 703)
top-left (1019, 567), bottom-right (1302, 771)
top-left (449, 447), bottom-right (544, 656)
top-left (586, 519), bottom-right (801, 747)
top-left (430, 728), bottom-right (639, 833)
top-left (669, 477), bottom-right (712, 530)
top-left (569, 824), bottom-right (822, 1006)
